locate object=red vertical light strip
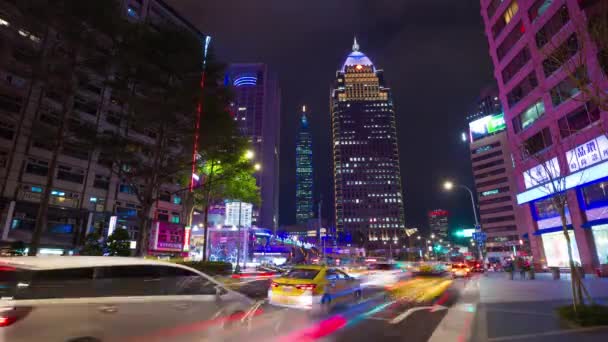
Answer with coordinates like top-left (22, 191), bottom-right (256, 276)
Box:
top-left (190, 71), bottom-right (206, 192)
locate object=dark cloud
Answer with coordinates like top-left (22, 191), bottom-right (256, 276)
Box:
top-left (167, 0), bottom-right (495, 232)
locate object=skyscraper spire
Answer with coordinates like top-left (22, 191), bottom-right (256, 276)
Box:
top-left (352, 36), bottom-right (360, 52)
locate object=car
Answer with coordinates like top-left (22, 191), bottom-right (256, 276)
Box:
top-left (267, 265), bottom-right (361, 312)
top-left (470, 262), bottom-right (484, 273)
top-left (362, 262), bottom-right (406, 287)
top-left (451, 263), bottom-right (471, 278)
top-left (0, 256), bottom-right (255, 342)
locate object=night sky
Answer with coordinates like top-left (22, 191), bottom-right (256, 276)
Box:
top-left (167, 0), bottom-right (496, 235)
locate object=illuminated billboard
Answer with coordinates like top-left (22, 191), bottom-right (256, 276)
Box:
top-left (469, 113), bottom-right (506, 142)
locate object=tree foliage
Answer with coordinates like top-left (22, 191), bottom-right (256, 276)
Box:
top-left (80, 232), bottom-right (104, 256)
top-left (98, 23), bottom-right (204, 256)
top-left (106, 228), bottom-right (131, 256)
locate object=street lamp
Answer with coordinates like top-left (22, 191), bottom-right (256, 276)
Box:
top-left (431, 233), bottom-right (435, 239)
top-left (244, 150), bottom-right (254, 160)
top-left (417, 236), bottom-right (421, 240)
top-left (444, 179), bottom-right (487, 272)
top-left (254, 163), bottom-right (261, 171)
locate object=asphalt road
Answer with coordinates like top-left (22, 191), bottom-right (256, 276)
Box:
top-left (225, 275), bottom-right (473, 342)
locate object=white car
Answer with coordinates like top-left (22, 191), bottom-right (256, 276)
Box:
top-left (0, 256), bottom-right (254, 342)
top-left (362, 263), bottom-right (406, 287)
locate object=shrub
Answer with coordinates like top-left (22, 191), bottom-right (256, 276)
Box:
top-left (557, 305), bottom-right (608, 326)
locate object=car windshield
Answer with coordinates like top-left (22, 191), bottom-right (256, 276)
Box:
top-left (283, 269), bottom-right (320, 279)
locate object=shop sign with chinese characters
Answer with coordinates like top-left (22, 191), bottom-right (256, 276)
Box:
top-left (566, 135), bottom-right (608, 172)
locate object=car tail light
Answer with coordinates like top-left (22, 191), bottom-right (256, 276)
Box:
top-left (0, 316), bottom-right (16, 327)
top-left (270, 282), bottom-right (280, 288)
top-left (295, 284), bottom-right (316, 291)
top-left (0, 307), bottom-right (31, 327)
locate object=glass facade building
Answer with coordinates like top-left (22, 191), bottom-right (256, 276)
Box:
top-left (225, 64), bottom-right (281, 231)
top-left (296, 106), bottom-right (314, 224)
top-left (331, 39), bottom-right (406, 245)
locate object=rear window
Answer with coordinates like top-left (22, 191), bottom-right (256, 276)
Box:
top-left (283, 269), bottom-right (319, 280)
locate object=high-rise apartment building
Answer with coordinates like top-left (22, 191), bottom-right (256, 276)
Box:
top-left (481, 0), bottom-right (608, 270)
top-left (467, 86), bottom-right (526, 261)
top-left (0, 0), bottom-right (207, 252)
top-left (331, 39), bottom-right (406, 246)
top-left (225, 64), bottom-right (281, 231)
top-left (296, 105), bottom-right (314, 224)
top-left (428, 210), bottom-right (449, 240)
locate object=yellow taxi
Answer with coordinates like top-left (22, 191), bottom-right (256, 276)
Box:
top-left (451, 263), bottom-right (471, 278)
top-left (268, 265), bottom-right (362, 311)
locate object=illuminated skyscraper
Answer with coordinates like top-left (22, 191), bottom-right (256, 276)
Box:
top-left (296, 106), bottom-right (314, 224)
top-left (225, 64), bottom-right (281, 231)
top-left (428, 210), bottom-right (449, 240)
top-left (331, 38), bottom-right (406, 245)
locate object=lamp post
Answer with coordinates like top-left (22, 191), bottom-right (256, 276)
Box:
top-left (444, 180), bottom-right (485, 269)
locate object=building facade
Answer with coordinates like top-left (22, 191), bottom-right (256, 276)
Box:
top-left (225, 63), bottom-right (281, 231)
top-left (428, 209), bottom-right (449, 240)
top-left (296, 105), bottom-right (314, 224)
top-left (0, 0), bottom-right (206, 253)
top-left (480, 0), bottom-right (608, 270)
top-left (331, 39), bottom-right (406, 246)
top-left (467, 86), bottom-right (527, 261)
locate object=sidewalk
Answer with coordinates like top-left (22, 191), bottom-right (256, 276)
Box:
top-left (470, 272), bottom-right (608, 342)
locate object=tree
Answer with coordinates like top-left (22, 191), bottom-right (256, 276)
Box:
top-left (520, 136), bottom-right (592, 312)
top-left (12, 0), bottom-right (123, 256)
top-left (102, 23), bottom-right (204, 256)
top-left (80, 232), bottom-right (104, 256)
top-left (106, 228), bottom-right (131, 256)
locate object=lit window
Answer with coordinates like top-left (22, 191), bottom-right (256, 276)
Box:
top-left (504, 1), bottom-right (519, 24)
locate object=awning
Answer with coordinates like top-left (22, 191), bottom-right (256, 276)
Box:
top-left (533, 225), bottom-right (573, 236)
top-left (581, 218), bottom-right (608, 228)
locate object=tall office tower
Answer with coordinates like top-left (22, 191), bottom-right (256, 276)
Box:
top-left (296, 106), bottom-right (314, 224)
top-left (481, 0), bottom-right (608, 270)
top-left (466, 85), bottom-right (503, 123)
top-left (225, 64), bottom-right (281, 231)
top-left (331, 38), bottom-right (406, 246)
top-left (0, 0), bottom-right (206, 253)
top-left (428, 210), bottom-right (449, 240)
top-left (467, 86), bottom-right (526, 261)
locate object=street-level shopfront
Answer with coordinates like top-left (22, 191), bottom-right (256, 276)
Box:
top-left (148, 221), bottom-right (188, 257)
top-left (523, 176), bottom-right (608, 268)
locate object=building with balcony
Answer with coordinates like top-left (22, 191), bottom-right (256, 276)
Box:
top-left (0, 0), bottom-right (207, 253)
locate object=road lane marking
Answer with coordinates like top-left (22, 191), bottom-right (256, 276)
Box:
top-left (389, 305), bottom-right (447, 324)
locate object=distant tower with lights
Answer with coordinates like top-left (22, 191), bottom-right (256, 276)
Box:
top-left (331, 38), bottom-right (406, 246)
top-left (296, 105), bottom-right (314, 224)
